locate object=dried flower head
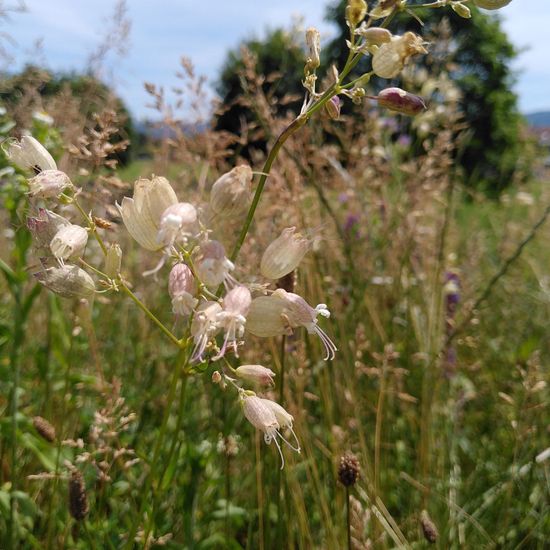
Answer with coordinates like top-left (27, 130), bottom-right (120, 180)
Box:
top-left (372, 32), bottom-right (427, 79)
top-left (305, 27), bottom-right (321, 74)
top-left (68, 470), bottom-right (89, 520)
top-left (346, 0), bottom-right (367, 27)
top-left (33, 416), bottom-right (56, 442)
top-left (3, 135), bottom-right (57, 173)
top-left (260, 227), bottom-right (310, 280)
top-left (420, 510), bottom-right (438, 544)
top-left (338, 452), bottom-right (360, 487)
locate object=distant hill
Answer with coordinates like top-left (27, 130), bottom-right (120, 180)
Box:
top-left (525, 111), bottom-right (550, 127)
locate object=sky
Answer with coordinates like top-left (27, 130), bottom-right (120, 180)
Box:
top-left (4, 0), bottom-right (550, 120)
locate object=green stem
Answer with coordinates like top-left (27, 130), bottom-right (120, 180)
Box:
top-left (124, 350), bottom-right (190, 549)
top-left (118, 278), bottom-right (183, 348)
top-left (8, 287), bottom-right (23, 550)
top-left (71, 197), bottom-right (107, 256)
top-left (346, 487), bottom-right (351, 550)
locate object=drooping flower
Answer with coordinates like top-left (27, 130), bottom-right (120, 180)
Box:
top-left (194, 240), bottom-right (235, 289)
top-left (209, 165), bottom-right (253, 218)
top-left (372, 32), bottom-right (427, 79)
top-left (50, 224), bottom-right (88, 262)
top-left (260, 227), bottom-right (310, 280)
top-left (168, 263), bottom-right (198, 316)
top-left (3, 135), bottom-right (56, 173)
top-left (27, 208), bottom-right (71, 252)
top-left (241, 394), bottom-right (299, 468)
top-left (28, 170), bottom-right (73, 199)
top-left (246, 289), bottom-right (337, 360)
top-left (213, 285), bottom-right (251, 360)
top-left (190, 300), bottom-right (222, 362)
top-left (117, 176), bottom-right (178, 251)
top-left (35, 265), bottom-right (95, 298)
top-left (157, 202), bottom-right (198, 247)
top-left (235, 365), bottom-right (276, 386)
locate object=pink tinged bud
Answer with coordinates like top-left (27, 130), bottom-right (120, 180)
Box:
top-left (235, 365), bottom-right (276, 386)
top-left (35, 265), bottom-right (95, 298)
top-left (28, 170), bottom-right (73, 199)
top-left (325, 96), bottom-right (341, 120)
top-left (261, 227), bottom-right (310, 280)
top-left (27, 208), bottom-right (70, 251)
top-left (157, 202), bottom-right (197, 246)
top-left (50, 224), bottom-right (88, 261)
top-left (194, 240), bottom-right (235, 289)
top-left (3, 135), bottom-right (56, 172)
top-left (213, 285), bottom-right (252, 360)
top-left (190, 300), bottom-right (222, 362)
top-left (210, 165), bottom-right (253, 218)
top-left (168, 263), bottom-right (198, 316)
top-left (377, 87), bottom-right (427, 116)
top-left (473, 0), bottom-right (511, 9)
top-left (116, 176), bottom-right (178, 251)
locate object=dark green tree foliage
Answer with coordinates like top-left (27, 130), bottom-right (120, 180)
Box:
top-left (0, 65), bottom-right (135, 165)
top-left (215, 29), bottom-right (305, 157)
top-left (325, 1), bottom-right (524, 195)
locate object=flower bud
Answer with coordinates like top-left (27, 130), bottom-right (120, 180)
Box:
top-left (210, 165), bottom-right (253, 218)
top-left (345, 0), bottom-right (367, 27)
top-left (451, 2), bottom-right (471, 18)
top-left (325, 96), bottom-right (341, 120)
top-left (235, 365), bottom-right (276, 386)
top-left (473, 0), bottom-right (511, 9)
top-left (35, 265), bottom-right (96, 298)
top-left (168, 263), bottom-right (198, 316)
top-left (377, 87), bottom-right (427, 116)
top-left (3, 135), bottom-right (56, 172)
top-left (50, 224), bottom-right (89, 261)
top-left (28, 170), bottom-right (73, 199)
top-left (117, 176), bottom-right (178, 250)
top-left (372, 32), bottom-right (427, 79)
top-left (305, 27), bottom-right (321, 73)
top-left (355, 26), bottom-right (392, 46)
top-left (157, 202), bottom-right (197, 246)
top-left (260, 227), bottom-right (310, 280)
top-left (104, 243), bottom-right (122, 278)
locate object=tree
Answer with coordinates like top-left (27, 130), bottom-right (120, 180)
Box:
top-left (214, 28), bottom-right (306, 157)
top-left (325, 1), bottom-right (524, 195)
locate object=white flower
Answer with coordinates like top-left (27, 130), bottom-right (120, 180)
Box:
top-left (3, 136), bottom-right (56, 172)
top-left (50, 224), bottom-right (88, 262)
top-left (28, 170), bottom-right (73, 199)
top-left (194, 240), bottom-right (235, 289)
top-left (213, 286), bottom-right (251, 360)
top-left (246, 289), bottom-right (337, 360)
top-left (35, 265), bottom-right (95, 298)
top-left (372, 32), bottom-right (427, 79)
top-left (260, 227), bottom-right (310, 280)
top-left (190, 300), bottom-right (222, 362)
top-left (117, 176), bottom-right (178, 250)
top-left (168, 263), bottom-right (198, 316)
top-left (157, 202), bottom-right (198, 247)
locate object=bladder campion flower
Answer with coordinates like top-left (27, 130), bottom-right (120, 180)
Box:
top-left (3, 135), bottom-right (57, 173)
top-left (377, 88), bottom-right (427, 116)
top-left (157, 202), bottom-right (198, 247)
top-left (35, 265), bottom-right (95, 298)
top-left (372, 32), bottom-right (427, 79)
top-left (190, 300), bottom-right (222, 362)
top-left (168, 263), bottom-right (198, 317)
top-left (194, 240), bottom-right (236, 289)
top-left (117, 176), bottom-right (178, 251)
top-left (260, 226), bottom-right (310, 280)
top-left (235, 365), bottom-right (276, 386)
top-left (28, 170), bottom-right (73, 199)
top-left (210, 165), bottom-right (253, 218)
top-left (50, 224), bottom-right (88, 262)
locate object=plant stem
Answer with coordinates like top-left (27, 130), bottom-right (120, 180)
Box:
top-left (8, 287), bottom-right (23, 550)
top-left (346, 486), bottom-right (351, 550)
top-left (118, 278), bottom-right (183, 348)
top-left (71, 197), bottom-right (107, 256)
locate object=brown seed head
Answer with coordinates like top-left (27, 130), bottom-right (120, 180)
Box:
top-left (33, 416), bottom-right (56, 442)
top-left (420, 510), bottom-right (438, 544)
top-left (69, 470), bottom-right (89, 520)
top-left (338, 452), bottom-right (360, 487)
